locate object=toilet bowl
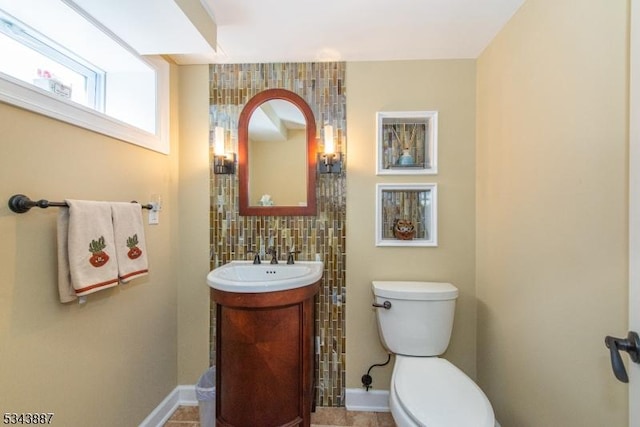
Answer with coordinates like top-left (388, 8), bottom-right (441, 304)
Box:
top-left (390, 356), bottom-right (494, 427)
top-left (372, 281), bottom-right (495, 427)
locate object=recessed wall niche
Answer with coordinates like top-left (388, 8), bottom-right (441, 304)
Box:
top-left (209, 63), bottom-right (347, 407)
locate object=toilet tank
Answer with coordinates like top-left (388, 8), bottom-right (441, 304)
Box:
top-left (372, 281), bottom-right (458, 356)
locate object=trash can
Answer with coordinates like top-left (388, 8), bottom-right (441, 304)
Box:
top-left (196, 367), bottom-right (216, 427)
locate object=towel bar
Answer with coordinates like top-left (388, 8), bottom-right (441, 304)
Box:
top-left (8, 194), bottom-right (153, 214)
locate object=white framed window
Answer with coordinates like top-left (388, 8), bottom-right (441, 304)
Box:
top-left (0, 0), bottom-right (169, 154)
top-left (0, 11), bottom-right (104, 110)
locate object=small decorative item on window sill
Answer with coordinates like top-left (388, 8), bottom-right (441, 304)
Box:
top-left (33, 69), bottom-right (72, 99)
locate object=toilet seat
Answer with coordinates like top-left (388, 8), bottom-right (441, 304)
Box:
top-left (391, 356), bottom-right (494, 427)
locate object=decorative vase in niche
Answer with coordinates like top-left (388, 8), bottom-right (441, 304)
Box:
top-left (398, 149), bottom-right (414, 166)
top-left (393, 219), bottom-right (416, 240)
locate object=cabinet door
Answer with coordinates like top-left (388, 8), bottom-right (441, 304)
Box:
top-left (218, 303), bottom-right (304, 426)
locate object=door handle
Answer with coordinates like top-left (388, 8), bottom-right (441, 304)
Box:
top-left (604, 331), bottom-right (640, 383)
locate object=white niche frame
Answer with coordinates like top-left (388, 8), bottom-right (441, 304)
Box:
top-left (376, 111), bottom-right (438, 175)
top-left (375, 183), bottom-right (438, 247)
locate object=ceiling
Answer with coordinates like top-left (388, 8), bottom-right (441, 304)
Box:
top-left (249, 99), bottom-right (306, 142)
top-left (71, 0), bottom-right (526, 64)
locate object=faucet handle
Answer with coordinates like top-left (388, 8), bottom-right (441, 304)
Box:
top-left (247, 250), bottom-right (261, 264)
top-left (286, 249), bottom-right (301, 264)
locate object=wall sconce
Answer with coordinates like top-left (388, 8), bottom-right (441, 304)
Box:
top-left (213, 126), bottom-right (235, 175)
top-left (318, 125), bottom-right (342, 174)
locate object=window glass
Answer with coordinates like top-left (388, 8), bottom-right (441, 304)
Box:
top-left (0, 1), bottom-right (169, 153)
top-left (0, 13), bottom-right (102, 109)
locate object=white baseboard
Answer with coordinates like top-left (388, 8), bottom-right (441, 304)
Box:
top-left (142, 386), bottom-right (390, 424)
top-left (138, 385), bottom-right (197, 427)
top-left (344, 388), bottom-right (390, 412)
top-left (141, 385), bottom-right (499, 427)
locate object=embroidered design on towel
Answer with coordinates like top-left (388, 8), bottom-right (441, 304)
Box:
top-left (126, 234), bottom-right (143, 260)
top-left (88, 236), bottom-right (110, 267)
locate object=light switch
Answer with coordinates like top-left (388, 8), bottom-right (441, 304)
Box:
top-left (149, 194), bottom-right (162, 225)
top-left (148, 210), bottom-right (159, 225)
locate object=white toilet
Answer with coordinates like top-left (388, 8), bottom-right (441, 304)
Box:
top-left (372, 281), bottom-right (495, 427)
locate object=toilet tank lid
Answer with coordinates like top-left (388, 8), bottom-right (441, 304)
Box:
top-left (372, 281), bottom-right (458, 300)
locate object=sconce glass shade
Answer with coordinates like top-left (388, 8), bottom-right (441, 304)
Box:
top-left (324, 125), bottom-right (335, 155)
top-left (214, 126), bottom-right (225, 156)
top-left (318, 124), bottom-right (341, 174)
top-left (212, 126), bottom-right (235, 175)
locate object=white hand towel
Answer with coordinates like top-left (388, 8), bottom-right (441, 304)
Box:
top-left (111, 202), bottom-right (148, 283)
top-left (58, 200), bottom-right (119, 300)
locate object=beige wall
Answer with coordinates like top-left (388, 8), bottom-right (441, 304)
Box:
top-left (176, 65), bottom-right (211, 384)
top-left (345, 60), bottom-right (477, 389)
top-left (249, 129), bottom-right (307, 206)
top-left (0, 63), bottom-right (210, 425)
top-left (476, 0), bottom-right (628, 426)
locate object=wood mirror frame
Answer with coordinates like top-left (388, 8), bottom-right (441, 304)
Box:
top-left (238, 89), bottom-right (317, 216)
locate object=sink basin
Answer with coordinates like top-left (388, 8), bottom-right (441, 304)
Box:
top-left (207, 260), bottom-right (324, 293)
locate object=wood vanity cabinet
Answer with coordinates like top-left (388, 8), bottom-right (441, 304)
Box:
top-left (212, 280), bottom-right (319, 427)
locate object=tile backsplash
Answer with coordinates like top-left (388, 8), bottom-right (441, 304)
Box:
top-left (209, 62), bottom-right (346, 406)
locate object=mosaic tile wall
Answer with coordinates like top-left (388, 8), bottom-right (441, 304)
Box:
top-left (209, 63), bottom-right (347, 407)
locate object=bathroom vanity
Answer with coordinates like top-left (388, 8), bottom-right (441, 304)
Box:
top-left (208, 261), bottom-right (323, 427)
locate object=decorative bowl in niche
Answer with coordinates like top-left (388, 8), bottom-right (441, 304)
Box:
top-left (207, 260), bottom-right (323, 293)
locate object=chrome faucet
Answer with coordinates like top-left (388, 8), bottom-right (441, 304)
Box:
top-left (266, 247), bottom-right (278, 264)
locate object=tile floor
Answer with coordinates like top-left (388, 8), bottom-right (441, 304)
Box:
top-left (163, 405), bottom-right (396, 427)
top-left (163, 405), bottom-right (199, 427)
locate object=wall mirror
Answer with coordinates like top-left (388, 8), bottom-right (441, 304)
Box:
top-left (238, 89), bottom-right (317, 216)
